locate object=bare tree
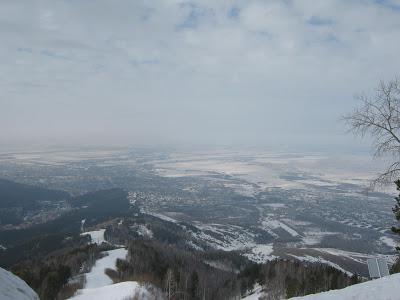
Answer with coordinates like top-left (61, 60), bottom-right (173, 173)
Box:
top-left (343, 77), bottom-right (400, 186)
top-left (164, 268), bottom-right (176, 300)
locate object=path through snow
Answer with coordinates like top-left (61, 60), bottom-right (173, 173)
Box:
top-left (85, 248), bottom-right (127, 288)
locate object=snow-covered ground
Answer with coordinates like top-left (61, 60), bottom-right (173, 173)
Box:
top-left (244, 244), bottom-right (277, 263)
top-left (191, 222), bottom-right (257, 251)
top-left (70, 248), bottom-right (129, 299)
top-left (83, 248), bottom-right (127, 289)
top-left (136, 224), bottom-right (153, 238)
top-left (300, 230), bottom-right (340, 246)
top-left (0, 267), bottom-right (39, 300)
top-left (313, 248), bottom-right (397, 266)
top-left (69, 230), bottom-right (158, 300)
top-left (81, 229), bottom-right (106, 245)
top-left (261, 218), bottom-right (300, 238)
top-left (69, 281), bottom-right (151, 300)
top-left (290, 273), bottom-right (400, 300)
top-left (69, 246), bottom-right (157, 300)
top-left (144, 211), bottom-right (179, 223)
top-left (151, 152), bottom-right (386, 192)
top-left (380, 236), bottom-right (398, 248)
top-left (242, 284), bottom-right (264, 300)
top-left (288, 254), bottom-right (353, 276)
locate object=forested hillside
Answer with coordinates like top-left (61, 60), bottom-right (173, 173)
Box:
top-left (0, 178), bottom-right (70, 226)
top-left (0, 188), bottom-right (131, 266)
top-left (0, 178), bottom-right (69, 209)
top-left (0, 179), bottom-right (360, 299)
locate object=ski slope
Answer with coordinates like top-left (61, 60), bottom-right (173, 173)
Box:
top-left (84, 248), bottom-right (127, 288)
top-left (80, 229), bottom-right (106, 245)
top-left (69, 281), bottom-right (151, 300)
top-left (70, 247), bottom-right (154, 300)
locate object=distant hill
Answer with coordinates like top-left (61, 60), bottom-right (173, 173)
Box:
top-left (0, 188), bottom-right (131, 266)
top-left (0, 178), bottom-right (71, 226)
top-left (0, 178), bottom-right (70, 209)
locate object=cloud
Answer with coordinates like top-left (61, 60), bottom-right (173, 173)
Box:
top-left (1, 0), bottom-right (400, 149)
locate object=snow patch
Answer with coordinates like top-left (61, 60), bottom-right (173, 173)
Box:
top-left (70, 281), bottom-right (151, 300)
top-left (244, 244), bottom-right (277, 263)
top-left (261, 219), bottom-right (300, 237)
top-left (313, 248), bottom-right (398, 265)
top-left (83, 248), bottom-right (127, 289)
top-left (81, 229), bottom-right (106, 245)
top-left (191, 223), bottom-right (256, 251)
top-left (144, 211), bottom-right (178, 223)
top-left (380, 236), bottom-right (398, 249)
top-left (0, 267), bottom-right (39, 300)
top-left (242, 284), bottom-right (264, 300)
top-left (290, 273), bottom-right (400, 300)
top-left (289, 254), bottom-right (352, 276)
top-left (136, 224), bottom-right (153, 238)
top-left (301, 230), bottom-right (339, 246)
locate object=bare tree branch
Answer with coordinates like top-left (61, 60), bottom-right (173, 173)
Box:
top-left (344, 78), bottom-right (400, 187)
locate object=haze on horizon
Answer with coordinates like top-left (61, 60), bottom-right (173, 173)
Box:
top-left (1, 0), bottom-right (400, 152)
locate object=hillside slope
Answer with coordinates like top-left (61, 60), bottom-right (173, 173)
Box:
top-left (70, 281), bottom-right (151, 300)
top-left (0, 267), bottom-right (39, 300)
top-left (0, 178), bottom-right (69, 209)
top-left (291, 273), bottom-right (400, 300)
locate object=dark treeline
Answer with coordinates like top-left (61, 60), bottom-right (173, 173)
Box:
top-left (0, 178), bottom-right (70, 210)
top-left (117, 239), bottom-right (241, 299)
top-left (242, 260), bottom-right (359, 299)
top-left (0, 185), bottom-right (363, 300)
top-left (0, 188), bottom-right (130, 250)
top-left (0, 188), bottom-right (133, 298)
top-left (112, 238), bottom-right (358, 300)
top-left (0, 178), bottom-right (70, 225)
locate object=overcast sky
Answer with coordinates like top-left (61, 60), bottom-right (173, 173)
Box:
top-left (1, 0), bottom-right (400, 150)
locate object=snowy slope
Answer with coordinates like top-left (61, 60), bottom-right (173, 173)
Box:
top-left (70, 281), bottom-right (151, 300)
top-left (0, 267), bottom-right (39, 300)
top-left (70, 247), bottom-right (155, 300)
top-left (84, 248), bottom-right (127, 288)
top-left (81, 229), bottom-right (106, 245)
top-left (290, 273), bottom-right (400, 300)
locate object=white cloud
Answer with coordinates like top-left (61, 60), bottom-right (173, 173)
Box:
top-left (1, 0), bottom-right (400, 148)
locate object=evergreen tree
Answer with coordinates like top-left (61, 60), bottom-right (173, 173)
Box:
top-left (189, 271), bottom-right (199, 299)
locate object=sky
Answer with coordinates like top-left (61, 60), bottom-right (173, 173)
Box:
top-left (1, 0), bottom-right (400, 151)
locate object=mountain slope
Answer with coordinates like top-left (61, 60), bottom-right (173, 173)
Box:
top-left (0, 178), bottom-right (69, 209)
top-left (0, 267), bottom-right (39, 300)
top-left (290, 273), bottom-right (400, 300)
